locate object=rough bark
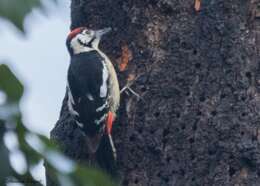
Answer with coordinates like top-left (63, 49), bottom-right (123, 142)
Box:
top-left (49, 0), bottom-right (260, 185)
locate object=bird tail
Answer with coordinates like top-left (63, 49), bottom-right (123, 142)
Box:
top-left (108, 134), bottom-right (117, 160)
top-left (106, 111), bottom-right (114, 134)
top-left (106, 111), bottom-right (117, 160)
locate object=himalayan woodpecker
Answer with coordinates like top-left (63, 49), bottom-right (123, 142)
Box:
top-left (66, 27), bottom-right (120, 159)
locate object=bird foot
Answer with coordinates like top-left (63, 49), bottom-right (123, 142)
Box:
top-left (120, 85), bottom-right (139, 97)
top-left (120, 85), bottom-right (143, 101)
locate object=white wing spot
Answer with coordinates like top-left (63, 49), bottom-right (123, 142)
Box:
top-left (76, 121), bottom-right (84, 128)
top-left (67, 85), bottom-right (79, 116)
top-left (67, 98), bottom-right (79, 116)
top-left (67, 83), bottom-right (75, 104)
top-left (86, 93), bottom-right (94, 101)
top-left (96, 101), bottom-right (108, 112)
top-left (100, 60), bottom-right (108, 98)
top-left (94, 114), bottom-right (107, 125)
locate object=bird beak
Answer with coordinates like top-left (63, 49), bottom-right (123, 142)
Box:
top-left (95, 27), bottom-right (112, 38)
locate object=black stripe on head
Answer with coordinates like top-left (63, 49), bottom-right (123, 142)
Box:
top-left (77, 37), bottom-right (96, 48)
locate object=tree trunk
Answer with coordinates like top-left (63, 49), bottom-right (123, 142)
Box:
top-left (49, 0), bottom-right (260, 185)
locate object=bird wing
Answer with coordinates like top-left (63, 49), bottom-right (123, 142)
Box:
top-left (67, 52), bottom-right (109, 137)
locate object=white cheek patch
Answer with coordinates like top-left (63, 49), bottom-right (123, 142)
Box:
top-left (70, 34), bottom-right (93, 54)
top-left (78, 34), bottom-right (92, 43)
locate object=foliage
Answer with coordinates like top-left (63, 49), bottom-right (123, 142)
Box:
top-left (0, 0), bottom-right (56, 31)
top-left (0, 64), bottom-right (115, 186)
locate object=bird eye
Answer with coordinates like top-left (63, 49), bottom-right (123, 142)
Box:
top-left (83, 30), bottom-right (91, 35)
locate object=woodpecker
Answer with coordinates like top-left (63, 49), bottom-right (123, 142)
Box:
top-left (66, 27), bottom-right (120, 160)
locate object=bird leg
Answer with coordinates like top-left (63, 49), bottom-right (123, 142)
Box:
top-left (120, 84), bottom-right (142, 100)
top-left (120, 74), bottom-right (144, 101)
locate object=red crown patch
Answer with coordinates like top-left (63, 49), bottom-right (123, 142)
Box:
top-left (68, 27), bottom-right (86, 40)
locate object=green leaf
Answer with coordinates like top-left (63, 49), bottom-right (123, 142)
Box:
top-left (0, 64), bottom-right (116, 186)
top-left (0, 64), bottom-right (24, 102)
top-left (0, 0), bottom-right (43, 31)
top-left (0, 0), bottom-right (58, 32)
top-left (73, 166), bottom-right (116, 186)
top-left (0, 123), bottom-right (11, 185)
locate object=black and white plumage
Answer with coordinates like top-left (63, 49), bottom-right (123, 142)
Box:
top-left (66, 27), bottom-right (120, 159)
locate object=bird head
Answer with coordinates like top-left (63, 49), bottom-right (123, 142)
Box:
top-left (66, 27), bottom-right (111, 56)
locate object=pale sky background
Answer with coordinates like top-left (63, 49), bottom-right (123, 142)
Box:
top-left (0, 1), bottom-right (71, 185)
top-left (0, 0), bottom-right (70, 137)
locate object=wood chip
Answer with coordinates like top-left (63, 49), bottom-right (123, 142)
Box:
top-left (117, 44), bottom-right (133, 72)
top-left (195, 0), bottom-right (201, 12)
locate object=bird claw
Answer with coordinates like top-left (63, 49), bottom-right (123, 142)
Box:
top-left (120, 85), bottom-right (144, 101)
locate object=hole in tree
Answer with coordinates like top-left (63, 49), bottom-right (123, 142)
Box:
top-left (141, 87), bottom-right (147, 92)
top-left (220, 94), bottom-right (226, 99)
top-left (161, 3), bottom-right (174, 15)
top-left (180, 169), bottom-right (185, 176)
top-left (229, 166), bottom-right (236, 177)
top-left (229, 154), bottom-right (234, 160)
top-left (193, 49), bottom-right (197, 55)
top-left (245, 72), bottom-right (252, 79)
top-left (257, 170), bottom-right (260, 177)
top-left (195, 63), bottom-right (201, 69)
top-left (163, 128), bottom-right (170, 137)
top-left (199, 95), bottom-right (206, 102)
top-left (181, 42), bottom-right (188, 49)
top-left (208, 147), bottom-right (217, 155)
top-left (163, 177), bottom-right (169, 183)
top-left (189, 138), bottom-right (195, 144)
top-left (149, 0), bottom-right (158, 5)
top-left (252, 134), bottom-right (257, 141)
top-left (211, 110), bottom-right (217, 116)
top-left (192, 123), bottom-right (197, 131)
top-left (241, 131), bottom-right (245, 136)
top-left (162, 138), bottom-right (168, 146)
top-left (241, 112), bottom-right (247, 117)
top-left (166, 156), bottom-right (172, 162)
top-left (129, 135), bottom-right (136, 142)
top-left (154, 112), bottom-right (160, 118)
top-left (241, 96), bottom-right (246, 101)
top-left (190, 154), bottom-right (195, 160)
